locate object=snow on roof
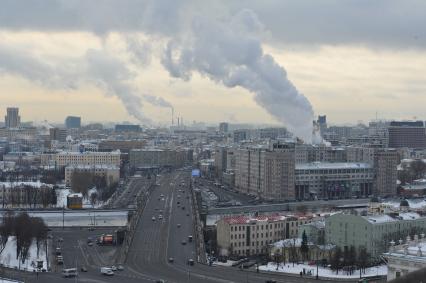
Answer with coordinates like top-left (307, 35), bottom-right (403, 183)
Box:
top-left (363, 212), bottom-right (422, 224)
top-left (67, 193), bottom-right (83, 198)
top-left (296, 162), bottom-right (372, 170)
top-left (383, 199), bottom-right (426, 209)
top-left (272, 238), bottom-right (313, 248)
top-left (0, 181), bottom-right (53, 189)
top-left (223, 215), bottom-right (286, 225)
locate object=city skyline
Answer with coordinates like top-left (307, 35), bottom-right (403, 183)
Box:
top-left (1, 1), bottom-right (426, 137)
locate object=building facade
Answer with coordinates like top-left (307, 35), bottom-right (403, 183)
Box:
top-left (216, 215), bottom-right (311, 257)
top-left (388, 121), bottom-right (426, 149)
top-left (325, 212), bottom-right (426, 261)
top-left (41, 150), bottom-right (121, 168)
top-left (234, 142), bottom-right (295, 201)
top-left (4, 107), bottom-right (20, 128)
top-left (295, 162), bottom-right (374, 200)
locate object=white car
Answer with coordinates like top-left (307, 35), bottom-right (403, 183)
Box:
top-left (152, 216), bottom-right (156, 221)
top-left (111, 265), bottom-right (117, 271)
top-left (158, 215), bottom-right (163, 220)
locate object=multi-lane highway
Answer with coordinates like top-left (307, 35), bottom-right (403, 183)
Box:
top-left (7, 171), bottom-right (340, 282)
top-left (125, 170), bottom-right (329, 283)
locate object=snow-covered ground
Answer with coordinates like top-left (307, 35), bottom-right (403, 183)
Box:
top-left (259, 262), bottom-right (387, 279)
top-left (0, 236), bottom-right (48, 272)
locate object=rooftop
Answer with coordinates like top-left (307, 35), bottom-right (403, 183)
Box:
top-left (296, 162), bottom-right (372, 170)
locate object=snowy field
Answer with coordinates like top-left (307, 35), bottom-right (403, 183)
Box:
top-left (0, 236), bottom-right (48, 272)
top-left (259, 262), bottom-right (387, 279)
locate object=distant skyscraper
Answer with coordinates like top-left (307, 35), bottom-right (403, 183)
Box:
top-left (219, 122), bottom-right (229, 133)
top-left (388, 121), bottom-right (426, 148)
top-left (49, 128), bottom-right (67, 142)
top-left (65, 116), bottom-right (81, 129)
top-left (4, 107), bottom-right (20, 128)
top-left (317, 115), bottom-right (327, 137)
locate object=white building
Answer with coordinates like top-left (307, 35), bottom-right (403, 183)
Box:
top-left (41, 150), bottom-right (121, 168)
top-left (216, 214), bottom-right (312, 257)
top-left (383, 234), bottom-right (426, 281)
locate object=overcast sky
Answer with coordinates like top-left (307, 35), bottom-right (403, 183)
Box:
top-left (1, 0), bottom-right (425, 133)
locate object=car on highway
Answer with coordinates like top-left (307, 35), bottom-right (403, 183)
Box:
top-left (168, 257), bottom-right (174, 263)
top-left (187, 259), bottom-right (194, 266)
top-left (186, 213), bottom-right (190, 216)
top-left (88, 242), bottom-right (93, 246)
top-left (181, 206), bottom-right (185, 210)
top-left (152, 216), bottom-right (156, 221)
top-left (177, 223), bottom-right (181, 228)
top-left (117, 265), bottom-right (124, 271)
top-left (62, 268), bottom-right (78, 278)
top-left (188, 235), bottom-right (193, 242)
top-left (101, 267), bottom-right (114, 276)
top-left (158, 214), bottom-right (163, 220)
top-left (80, 266), bottom-right (87, 272)
top-left (181, 240), bottom-right (186, 245)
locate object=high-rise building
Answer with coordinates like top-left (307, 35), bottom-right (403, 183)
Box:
top-left (317, 115), bottom-right (327, 136)
top-left (4, 107), bottom-right (20, 128)
top-left (49, 128), bottom-right (67, 142)
top-left (65, 116), bottom-right (81, 129)
top-left (219, 122), bottom-right (229, 133)
top-left (234, 142), bottom-right (295, 201)
top-left (374, 149), bottom-right (398, 196)
top-left (388, 121), bottom-right (426, 149)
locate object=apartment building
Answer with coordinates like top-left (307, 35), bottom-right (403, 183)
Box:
top-left (129, 148), bottom-right (193, 169)
top-left (374, 149), bottom-right (398, 197)
top-left (234, 142), bottom-right (295, 201)
top-left (217, 215), bottom-right (311, 257)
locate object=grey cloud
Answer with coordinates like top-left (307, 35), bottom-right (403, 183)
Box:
top-left (0, 0), bottom-right (426, 48)
top-left (161, 9), bottom-right (314, 139)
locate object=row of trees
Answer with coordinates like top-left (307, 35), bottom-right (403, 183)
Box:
top-left (330, 246), bottom-right (369, 275)
top-left (399, 159), bottom-right (426, 185)
top-left (0, 168), bottom-right (65, 184)
top-left (0, 212), bottom-right (48, 265)
top-left (1, 186), bottom-right (57, 208)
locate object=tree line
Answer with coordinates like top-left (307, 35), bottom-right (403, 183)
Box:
top-left (0, 212), bottom-right (48, 265)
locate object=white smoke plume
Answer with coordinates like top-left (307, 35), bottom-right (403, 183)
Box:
top-left (0, 43), bottom-right (151, 124)
top-left (143, 94), bottom-right (173, 109)
top-left (161, 9), bottom-right (314, 140)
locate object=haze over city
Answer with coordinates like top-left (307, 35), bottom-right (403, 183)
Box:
top-left (1, 1), bottom-right (426, 283)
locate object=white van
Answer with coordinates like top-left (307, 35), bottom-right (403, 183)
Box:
top-left (101, 267), bottom-right (114, 276)
top-left (62, 268), bottom-right (78, 278)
